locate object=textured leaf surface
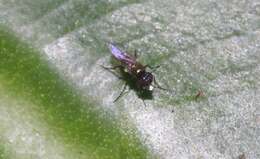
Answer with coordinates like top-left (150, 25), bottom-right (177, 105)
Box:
top-left (0, 0), bottom-right (260, 158)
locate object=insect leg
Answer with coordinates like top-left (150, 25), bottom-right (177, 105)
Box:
top-left (144, 65), bottom-right (160, 72)
top-left (141, 99), bottom-right (147, 107)
top-left (134, 49), bottom-right (138, 58)
top-left (153, 77), bottom-right (168, 91)
top-left (100, 65), bottom-right (124, 79)
top-left (113, 82), bottom-right (128, 102)
top-left (100, 65), bottom-right (123, 70)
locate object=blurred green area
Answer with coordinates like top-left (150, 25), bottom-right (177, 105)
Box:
top-left (0, 28), bottom-right (149, 159)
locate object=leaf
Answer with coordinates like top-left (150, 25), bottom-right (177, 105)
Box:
top-left (0, 0), bottom-right (259, 159)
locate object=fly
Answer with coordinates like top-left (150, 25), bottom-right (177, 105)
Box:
top-left (102, 43), bottom-right (167, 104)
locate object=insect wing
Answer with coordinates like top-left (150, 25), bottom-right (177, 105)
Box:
top-left (108, 43), bottom-right (136, 64)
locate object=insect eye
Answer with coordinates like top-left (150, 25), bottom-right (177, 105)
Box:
top-left (142, 73), bottom-right (153, 82)
top-left (142, 74), bottom-right (149, 80)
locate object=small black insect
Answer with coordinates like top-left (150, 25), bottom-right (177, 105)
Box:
top-left (102, 43), bottom-right (167, 104)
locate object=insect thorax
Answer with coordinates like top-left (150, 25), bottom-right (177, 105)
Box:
top-left (128, 63), bottom-right (144, 75)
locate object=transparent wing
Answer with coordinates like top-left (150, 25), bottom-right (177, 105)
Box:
top-left (108, 43), bottom-right (136, 64)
